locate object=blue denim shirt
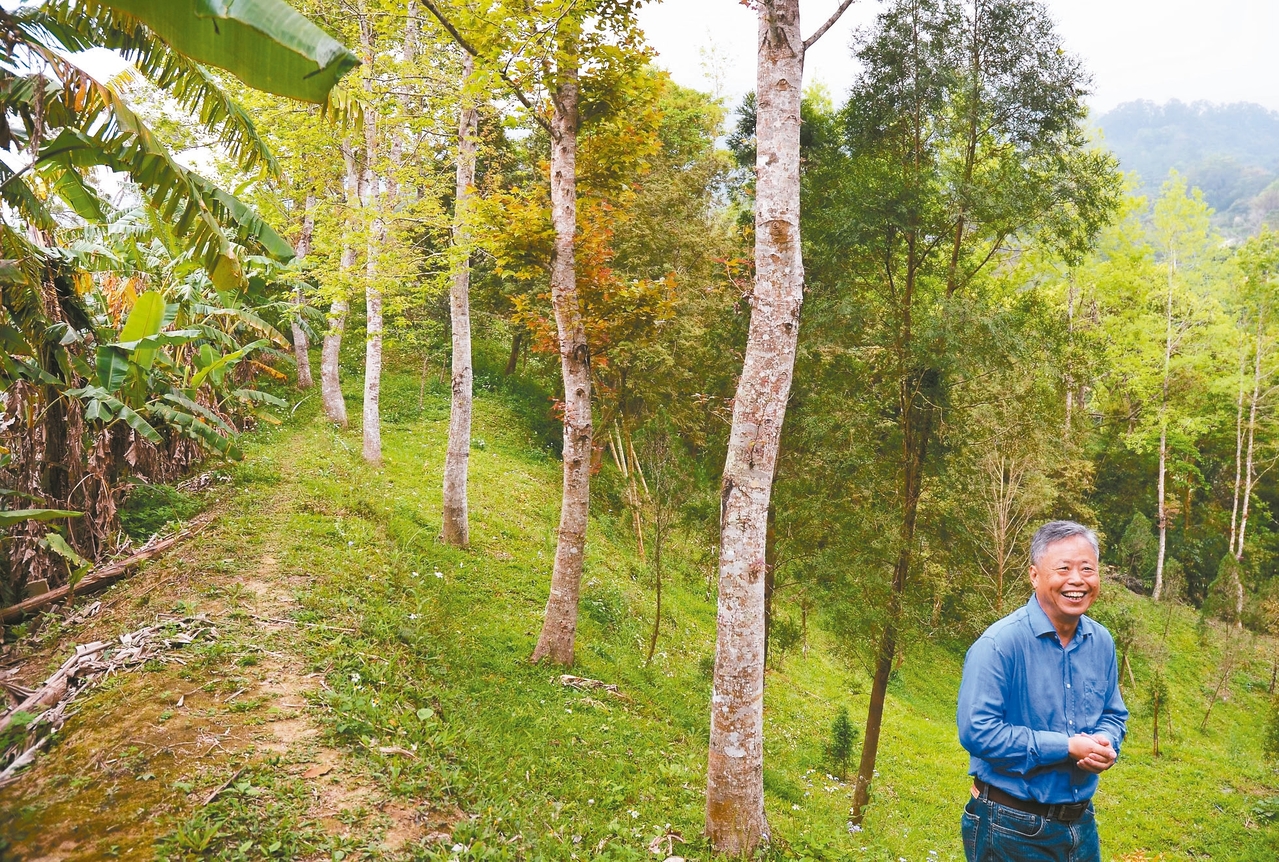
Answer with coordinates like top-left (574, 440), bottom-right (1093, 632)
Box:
top-left (956, 595), bottom-right (1128, 804)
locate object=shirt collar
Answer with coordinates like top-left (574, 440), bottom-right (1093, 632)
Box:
top-left (1026, 594), bottom-right (1096, 641)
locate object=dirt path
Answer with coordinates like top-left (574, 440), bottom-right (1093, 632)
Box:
top-left (0, 429), bottom-right (453, 861)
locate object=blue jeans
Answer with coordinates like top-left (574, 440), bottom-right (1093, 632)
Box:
top-left (961, 795), bottom-right (1100, 862)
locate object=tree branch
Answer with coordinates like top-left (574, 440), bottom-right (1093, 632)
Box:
top-left (415, 0), bottom-right (552, 135)
top-left (803, 0), bottom-right (856, 51)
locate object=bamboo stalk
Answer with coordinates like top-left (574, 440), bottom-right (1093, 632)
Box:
top-left (628, 437), bottom-right (649, 499)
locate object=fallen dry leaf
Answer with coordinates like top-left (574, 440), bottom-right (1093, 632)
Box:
top-left (302, 763), bottom-right (334, 779)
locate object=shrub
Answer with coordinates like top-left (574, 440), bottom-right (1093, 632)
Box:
top-left (826, 707), bottom-right (858, 780)
top-left (120, 483), bottom-right (202, 541)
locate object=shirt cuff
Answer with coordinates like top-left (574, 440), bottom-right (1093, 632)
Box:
top-left (1034, 730), bottom-right (1071, 766)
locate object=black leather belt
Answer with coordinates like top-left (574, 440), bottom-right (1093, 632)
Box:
top-left (975, 779), bottom-right (1091, 822)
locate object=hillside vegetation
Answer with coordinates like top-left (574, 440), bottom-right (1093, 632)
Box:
top-left (1, 357), bottom-right (1277, 861)
top-left (1096, 100), bottom-right (1279, 236)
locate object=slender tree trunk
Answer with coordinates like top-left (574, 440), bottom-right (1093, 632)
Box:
top-left (646, 522), bottom-right (662, 666)
top-left (1064, 277), bottom-right (1076, 433)
top-left (1230, 339), bottom-right (1246, 554)
top-left (1152, 688), bottom-right (1160, 757)
top-left (360, 11), bottom-right (383, 465)
top-left (1154, 423), bottom-right (1168, 599)
top-left (442, 54), bottom-right (478, 546)
top-left (291, 193), bottom-right (316, 389)
top-left (1201, 639), bottom-right (1236, 730)
top-left (645, 433), bottom-right (670, 666)
top-left (706, 2), bottom-right (804, 851)
top-left (324, 299), bottom-right (350, 427)
top-left (1233, 309), bottom-right (1265, 625)
top-left (322, 141), bottom-right (361, 427)
top-left (531, 46), bottom-right (592, 667)
top-left (321, 298), bottom-right (349, 425)
top-left (1153, 251), bottom-right (1178, 600)
top-left (852, 376), bottom-right (933, 824)
top-left (945, 0), bottom-right (982, 299)
top-left (504, 330), bottom-right (524, 375)
top-left (801, 598), bottom-right (809, 659)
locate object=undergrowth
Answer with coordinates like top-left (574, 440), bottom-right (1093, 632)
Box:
top-left (3, 347), bottom-right (1279, 860)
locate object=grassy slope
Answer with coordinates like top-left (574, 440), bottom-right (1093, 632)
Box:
top-left (2, 357), bottom-right (1278, 861)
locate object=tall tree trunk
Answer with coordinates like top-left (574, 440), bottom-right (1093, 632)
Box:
top-left (291, 192), bottom-right (316, 389)
top-left (1234, 309), bottom-right (1265, 625)
top-left (322, 140), bottom-right (361, 427)
top-left (1154, 421), bottom-right (1168, 599)
top-left (360, 10), bottom-right (382, 465)
top-left (852, 374), bottom-right (934, 824)
top-left (1153, 250), bottom-right (1177, 600)
top-left (442, 54), bottom-right (479, 546)
top-left (321, 298), bottom-right (349, 426)
top-left (1064, 277), bottom-right (1076, 433)
top-left (1229, 338), bottom-right (1247, 554)
top-left (531, 47), bottom-right (592, 666)
top-left (646, 518), bottom-right (662, 666)
top-left (945, 1), bottom-right (981, 299)
top-left (706, 1), bottom-right (804, 852)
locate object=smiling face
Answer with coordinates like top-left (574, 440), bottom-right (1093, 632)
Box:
top-left (1029, 533), bottom-right (1100, 641)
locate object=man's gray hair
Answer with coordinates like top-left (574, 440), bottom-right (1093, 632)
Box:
top-left (1030, 520), bottom-right (1100, 565)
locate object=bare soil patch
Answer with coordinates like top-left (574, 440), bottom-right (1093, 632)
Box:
top-left (0, 491), bottom-right (440, 860)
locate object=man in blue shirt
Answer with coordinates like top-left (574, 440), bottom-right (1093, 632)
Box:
top-left (956, 520), bottom-right (1128, 862)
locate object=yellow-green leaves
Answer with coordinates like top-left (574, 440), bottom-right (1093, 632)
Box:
top-left (97, 290), bottom-right (166, 390)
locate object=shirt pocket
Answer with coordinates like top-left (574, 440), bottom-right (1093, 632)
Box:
top-left (1081, 680), bottom-right (1108, 727)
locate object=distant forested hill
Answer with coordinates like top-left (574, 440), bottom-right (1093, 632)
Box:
top-left (1096, 100), bottom-right (1279, 237)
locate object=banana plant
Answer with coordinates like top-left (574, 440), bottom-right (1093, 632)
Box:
top-left (0, 0), bottom-right (356, 592)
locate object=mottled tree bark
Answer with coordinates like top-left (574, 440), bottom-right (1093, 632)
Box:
top-left (321, 298), bottom-right (349, 426)
top-left (291, 192), bottom-right (315, 390)
top-left (322, 140), bottom-right (360, 427)
top-left (531, 49), bottom-right (591, 667)
top-left (360, 9), bottom-right (382, 465)
top-left (442, 54), bottom-right (478, 546)
top-left (706, 0), bottom-right (806, 852)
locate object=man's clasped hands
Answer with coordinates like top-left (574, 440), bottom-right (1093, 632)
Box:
top-left (1069, 733), bottom-right (1117, 774)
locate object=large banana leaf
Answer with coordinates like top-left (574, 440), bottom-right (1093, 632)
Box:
top-left (0, 509), bottom-right (82, 528)
top-left (64, 385), bottom-right (164, 442)
top-left (149, 403), bottom-right (242, 460)
top-left (90, 0), bottom-right (359, 104)
top-left (41, 2), bottom-right (280, 176)
top-left (96, 289), bottom-right (166, 389)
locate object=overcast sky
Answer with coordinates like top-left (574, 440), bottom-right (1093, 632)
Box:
top-left (636, 0), bottom-right (1279, 116)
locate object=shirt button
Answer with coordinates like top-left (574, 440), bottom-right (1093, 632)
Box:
top-left (1066, 683), bottom-right (1071, 688)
